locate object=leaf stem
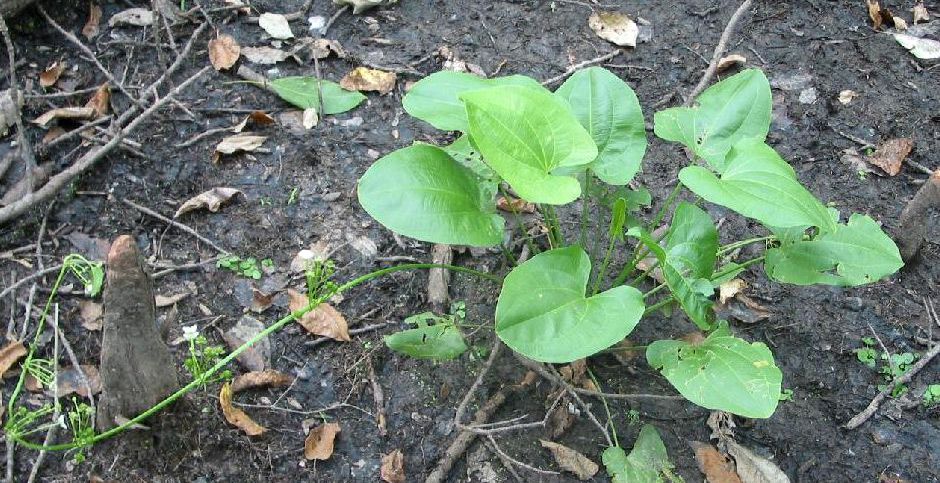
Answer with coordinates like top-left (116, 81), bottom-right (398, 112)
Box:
top-left (579, 173), bottom-right (592, 248)
top-left (612, 183), bottom-right (684, 287)
top-left (710, 256), bottom-right (765, 281)
top-left (718, 235), bottom-right (775, 255)
top-left (643, 296), bottom-right (675, 316)
top-left (643, 282), bottom-right (667, 299)
top-left (591, 236), bottom-right (617, 295)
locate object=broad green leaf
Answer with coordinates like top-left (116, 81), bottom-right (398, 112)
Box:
top-left (647, 321), bottom-right (782, 418)
top-left (679, 139), bottom-right (837, 232)
top-left (654, 69), bottom-right (771, 171)
top-left (665, 202), bottom-right (718, 279)
top-left (628, 227), bottom-right (715, 330)
top-left (462, 85), bottom-right (598, 205)
top-left (357, 144), bottom-right (504, 247)
top-left (443, 134), bottom-right (497, 181)
top-left (555, 67), bottom-right (646, 185)
top-left (495, 246), bottom-right (644, 362)
top-left (268, 77), bottom-right (366, 114)
top-left (384, 313), bottom-right (468, 360)
top-left (603, 425), bottom-right (678, 483)
top-left (765, 213), bottom-right (904, 286)
top-left (402, 71), bottom-right (541, 131)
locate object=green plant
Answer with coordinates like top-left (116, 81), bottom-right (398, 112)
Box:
top-left (855, 337), bottom-right (878, 368)
top-left (357, 67), bottom-right (903, 423)
top-left (217, 255), bottom-right (272, 280)
top-left (385, 301), bottom-right (469, 360)
top-left (67, 398), bottom-right (95, 463)
top-left (183, 326), bottom-right (232, 388)
top-left (923, 384), bottom-right (940, 407)
top-left (855, 339), bottom-right (919, 398)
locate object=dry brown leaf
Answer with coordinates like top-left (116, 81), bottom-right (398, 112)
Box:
top-left (209, 34), bottom-right (241, 71)
top-left (307, 38), bottom-right (347, 59)
top-left (380, 449), bottom-right (406, 483)
top-left (867, 0), bottom-right (883, 30)
top-left (174, 187), bottom-right (242, 217)
top-left (912, 3), bottom-right (930, 23)
top-left (892, 15), bottom-right (908, 30)
top-left (868, 138), bottom-right (913, 176)
top-left (717, 54), bottom-right (747, 72)
top-left (692, 441), bottom-right (742, 483)
top-left (231, 369), bottom-right (293, 393)
top-left (79, 300), bottom-right (103, 331)
top-left (258, 12), bottom-right (293, 39)
top-left (288, 289), bottom-right (351, 341)
top-left (55, 365), bottom-right (102, 397)
top-left (496, 196), bottom-right (536, 213)
top-left (41, 126), bottom-right (66, 145)
top-left (32, 107), bottom-right (95, 127)
top-left (82, 2), bottom-right (102, 39)
top-left (155, 292), bottom-right (190, 307)
top-left (304, 422), bottom-right (340, 460)
top-left (84, 84), bottom-right (110, 118)
top-left (838, 89), bottom-right (857, 105)
top-left (340, 67), bottom-right (397, 95)
top-left (232, 110), bottom-right (275, 133)
top-left (250, 288), bottom-right (275, 313)
top-left (589, 11), bottom-right (638, 47)
top-left (214, 133), bottom-right (267, 158)
top-left (539, 440), bottom-right (598, 480)
top-left (219, 382), bottom-right (266, 436)
top-left (39, 62), bottom-right (66, 88)
top-left (719, 279), bottom-right (747, 304)
top-left (726, 441), bottom-right (790, 483)
top-left (0, 340), bottom-right (27, 377)
top-left (109, 8), bottom-right (154, 27)
top-left (240, 46), bottom-right (289, 65)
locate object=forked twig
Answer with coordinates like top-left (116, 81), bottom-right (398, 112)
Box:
top-left (120, 198), bottom-right (228, 254)
top-left (541, 49), bottom-right (622, 86)
top-left (685, 0), bottom-right (754, 104)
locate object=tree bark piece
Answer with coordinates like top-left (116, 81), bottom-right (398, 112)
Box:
top-left (896, 169), bottom-right (939, 261)
top-left (96, 235), bottom-right (180, 430)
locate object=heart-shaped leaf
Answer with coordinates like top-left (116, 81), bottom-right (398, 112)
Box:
top-left (665, 202), bottom-right (718, 279)
top-left (357, 144), bottom-right (504, 247)
top-left (496, 246), bottom-right (644, 362)
top-left (647, 321), bottom-right (782, 418)
top-left (384, 312), bottom-right (468, 360)
top-left (679, 139), bottom-right (836, 232)
top-left (462, 85), bottom-right (598, 205)
top-left (268, 77), bottom-right (366, 114)
top-left (654, 69), bottom-right (771, 171)
top-left (555, 67), bottom-right (646, 185)
top-left (402, 71), bottom-right (541, 132)
top-left (765, 213), bottom-right (904, 286)
top-left (602, 424), bottom-right (676, 483)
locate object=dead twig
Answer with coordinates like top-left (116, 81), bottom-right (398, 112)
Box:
top-left (486, 435), bottom-right (560, 476)
top-left (120, 198), bottom-right (228, 254)
top-left (366, 357), bottom-right (388, 436)
top-left (427, 244), bottom-right (452, 313)
top-left (320, 5), bottom-right (349, 37)
top-left (304, 321), bottom-right (394, 348)
top-left (542, 49), bottom-right (622, 86)
top-left (845, 298), bottom-right (940, 429)
top-left (685, 0), bottom-right (754, 104)
top-left (0, 264), bottom-right (63, 301)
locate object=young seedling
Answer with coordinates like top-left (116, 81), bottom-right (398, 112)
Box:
top-left (183, 325), bottom-right (233, 388)
top-left (924, 384), bottom-right (940, 407)
top-left (217, 255), bottom-right (273, 280)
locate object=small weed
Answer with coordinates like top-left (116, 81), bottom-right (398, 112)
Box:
top-left (854, 337), bottom-right (878, 368)
top-left (923, 384), bottom-right (940, 407)
top-left (287, 187), bottom-right (300, 205)
top-left (183, 326), bottom-right (232, 388)
top-left (856, 339), bottom-right (918, 398)
top-left (67, 398), bottom-right (95, 463)
top-left (305, 259), bottom-right (338, 299)
top-left (626, 409), bottom-right (641, 425)
top-left (218, 255), bottom-right (272, 280)
top-left (779, 388), bottom-right (794, 401)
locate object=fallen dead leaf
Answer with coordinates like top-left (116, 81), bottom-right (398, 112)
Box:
top-left (589, 11), bottom-right (638, 47)
top-left (0, 340), bottom-right (27, 377)
top-left (214, 133), bottom-right (267, 159)
top-left (912, 3), bottom-right (930, 23)
top-left (288, 289), bottom-right (351, 341)
top-left (209, 34), bottom-right (241, 71)
top-left (496, 196), bottom-right (536, 214)
top-left (719, 279), bottom-right (747, 304)
top-left (32, 107), bottom-right (96, 127)
top-left (340, 67), bottom-right (397, 95)
top-left (692, 441), bottom-right (742, 483)
top-left (892, 15), bottom-right (908, 30)
top-left (258, 12), bottom-right (293, 39)
top-left (868, 138), bottom-right (913, 176)
top-left (539, 440), bottom-right (598, 480)
top-left (250, 288), bottom-right (276, 313)
top-left (894, 33), bottom-right (940, 59)
top-left (838, 89), bottom-right (857, 105)
top-left (174, 187), bottom-right (243, 217)
top-left (304, 422), bottom-right (341, 460)
top-left (380, 449), bottom-right (406, 483)
top-left (307, 38), bottom-right (347, 59)
top-left (867, 0), bottom-right (883, 30)
top-left (717, 54), bottom-right (747, 72)
top-left (55, 365), bottom-right (102, 397)
top-left (82, 2), bottom-right (102, 39)
top-left (155, 292), bottom-right (191, 307)
top-left (241, 46), bottom-right (289, 65)
top-left (334, 0), bottom-right (398, 14)
top-left (303, 107), bottom-right (319, 129)
top-left (220, 382), bottom-right (266, 436)
top-left (109, 8), bottom-right (155, 27)
top-left (84, 84), bottom-right (110, 118)
top-left (230, 369), bottom-right (292, 393)
top-left (39, 62), bottom-right (66, 88)
top-left (232, 110), bottom-right (275, 133)
top-left (79, 300), bottom-right (103, 331)
top-left (726, 441), bottom-right (790, 483)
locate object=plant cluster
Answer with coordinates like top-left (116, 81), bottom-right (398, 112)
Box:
top-left (358, 67), bottom-right (904, 425)
top-left (183, 325), bottom-right (233, 388)
top-left (855, 337), bottom-right (919, 397)
top-left (217, 255), bottom-right (274, 280)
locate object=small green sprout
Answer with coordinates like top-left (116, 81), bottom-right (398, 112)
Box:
top-left (183, 326), bottom-right (232, 388)
top-left (779, 388), bottom-right (794, 401)
top-left (305, 259), bottom-right (338, 300)
top-left (67, 398), bottom-right (95, 463)
top-left (923, 385), bottom-right (940, 407)
top-left (218, 255), bottom-right (266, 279)
top-left (287, 187), bottom-right (300, 205)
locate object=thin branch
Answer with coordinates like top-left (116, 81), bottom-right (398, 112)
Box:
top-left (685, 0), bottom-right (754, 104)
top-left (120, 198), bottom-right (228, 254)
top-left (541, 49), bottom-right (622, 86)
top-left (486, 435), bottom-right (559, 476)
top-left (0, 265), bottom-right (63, 301)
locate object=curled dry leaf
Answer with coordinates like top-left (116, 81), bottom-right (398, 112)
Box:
top-left (838, 89), bottom-right (857, 105)
top-left (232, 110), bottom-right (275, 133)
top-left (209, 34), bottom-right (241, 71)
top-left (55, 365), bottom-right (102, 397)
top-left (726, 441), bottom-right (791, 483)
top-left (214, 133), bottom-right (267, 160)
top-left (340, 67), bottom-right (397, 95)
top-left (894, 33), bottom-right (940, 59)
top-left (868, 138), bottom-right (914, 176)
top-left (719, 279), bottom-right (747, 304)
top-left (250, 288), bottom-right (276, 313)
top-left (304, 422), bottom-right (341, 460)
top-left (240, 46), bottom-right (289, 65)
top-left (867, 0), bottom-right (883, 30)
top-left (84, 84), bottom-right (110, 118)
top-left (39, 62), bottom-right (66, 88)
top-left (691, 441), bottom-right (742, 483)
top-left (589, 11), bottom-right (639, 47)
top-left (79, 300), bottom-right (103, 330)
top-left (108, 8), bottom-right (155, 27)
top-left (308, 38), bottom-right (347, 59)
top-left (0, 340), bottom-right (27, 377)
top-left (288, 289), bottom-right (351, 341)
top-left (540, 440), bottom-right (598, 480)
top-left (258, 12), bottom-right (294, 39)
top-left (496, 196), bottom-right (536, 213)
top-left (219, 382), bottom-right (266, 436)
top-left (175, 187), bottom-right (242, 217)
top-left (230, 369), bottom-right (293, 393)
top-left (155, 292), bottom-right (190, 307)
top-left (82, 2), bottom-right (102, 39)
top-left (380, 449), bottom-right (406, 483)
top-left (912, 3), bottom-right (929, 23)
top-left (717, 54), bottom-right (747, 72)
top-left (32, 107), bottom-right (95, 127)
top-left (334, 0), bottom-right (398, 15)
top-left (223, 316), bottom-right (271, 371)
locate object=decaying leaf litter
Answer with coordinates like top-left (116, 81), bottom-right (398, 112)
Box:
top-left (0, 0), bottom-right (938, 482)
